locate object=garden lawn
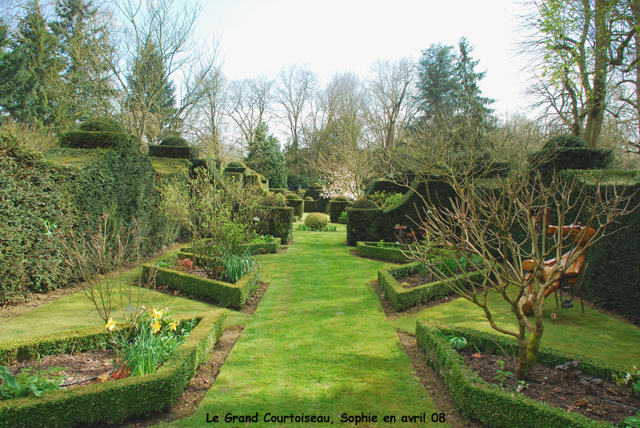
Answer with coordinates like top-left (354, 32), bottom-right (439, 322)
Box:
top-left (0, 259), bottom-right (250, 342)
top-left (163, 222), bottom-right (446, 427)
top-left (389, 288), bottom-right (640, 369)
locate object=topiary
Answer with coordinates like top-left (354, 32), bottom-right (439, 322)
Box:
top-left (304, 196), bottom-right (314, 201)
top-left (334, 195), bottom-right (349, 201)
top-left (261, 193), bottom-right (287, 207)
top-left (542, 134), bottom-right (587, 151)
top-left (160, 135), bottom-right (189, 147)
top-left (350, 198), bottom-right (378, 209)
top-left (285, 193), bottom-right (301, 200)
top-left (227, 161), bottom-right (247, 168)
top-left (305, 212), bottom-right (328, 230)
top-left (79, 116), bottom-right (126, 134)
top-left (312, 182), bottom-right (322, 188)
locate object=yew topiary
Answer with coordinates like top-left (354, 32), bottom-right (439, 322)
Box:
top-left (261, 193), bottom-right (287, 207)
top-left (79, 116), bottom-right (126, 133)
top-left (160, 136), bottom-right (189, 147)
top-left (350, 198), bottom-right (378, 209)
top-left (304, 212), bottom-right (328, 229)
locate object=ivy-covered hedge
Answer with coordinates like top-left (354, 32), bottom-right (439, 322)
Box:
top-left (0, 310), bottom-right (225, 428)
top-left (58, 131), bottom-right (139, 151)
top-left (379, 262), bottom-right (483, 311)
top-left (147, 145), bottom-right (198, 160)
top-left (142, 259), bottom-right (259, 309)
top-left (416, 320), bottom-right (622, 428)
top-left (328, 200), bottom-right (350, 223)
top-left (356, 241), bottom-right (413, 263)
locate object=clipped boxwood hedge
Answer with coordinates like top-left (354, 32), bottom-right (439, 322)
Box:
top-left (303, 198), bottom-right (316, 213)
top-left (147, 145), bottom-right (198, 160)
top-left (328, 199), bottom-right (350, 223)
top-left (142, 257), bottom-right (259, 310)
top-left (379, 261), bottom-right (484, 311)
top-left (0, 310), bottom-right (225, 428)
top-left (416, 320), bottom-right (622, 428)
top-left (58, 131), bottom-right (139, 151)
top-left (356, 241), bottom-right (414, 263)
top-left (257, 206), bottom-right (294, 245)
top-left (285, 197), bottom-right (304, 217)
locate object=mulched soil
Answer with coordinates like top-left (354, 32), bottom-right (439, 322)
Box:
top-left (7, 349), bottom-right (115, 388)
top-left (397, 330), bottom-right (485, 428)
top-left (370, 280), bottom-right (462, 320)
top-left (396, 271), bottom-right (443, 289)
top-left (459, 348), bottom-right (640, 425)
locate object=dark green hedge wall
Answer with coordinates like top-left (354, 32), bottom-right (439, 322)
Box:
top-left (257, 206), bottom-right (294, 245)
top-left (58, 131), bottom-right (139, 151)
top-left (147, 145), bottom-right (198, 160)
top-left (364, 179), bottom-right (410, 196)
top-left (328, 200), bottom-right (350, 223)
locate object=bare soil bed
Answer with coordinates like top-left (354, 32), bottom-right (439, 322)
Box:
top-left (459, 347), bottom-right (640, 425)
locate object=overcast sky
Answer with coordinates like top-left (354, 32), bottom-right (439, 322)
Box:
top-left (195, 0), bottom-right (532, 117)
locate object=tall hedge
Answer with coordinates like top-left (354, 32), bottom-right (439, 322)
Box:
top-left (257, 206), bottom-right (294, 245)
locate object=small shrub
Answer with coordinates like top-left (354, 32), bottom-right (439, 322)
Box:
top-left (351, 198), bottom-right (378, 209)
top-left (304, 213), bottom-right (328, 229)
top-left (79, 116), bottom-right (126, 134)
top-left (261, 193), bottom-right (287, 207)
top-left (542, 134), bottom-right (587, 151)
top-left (160, 136), bottom-right (189, 147)
top-left (226, 161), bottom-right (246, 169)
top-left (304, 196), bottom-right (314, 201)
top-left (368, 191), bottom-right (403, 209)
top-left (335, 195), bottom-right (349, 201)
top-left (285, 193), bottom-right (301, 200)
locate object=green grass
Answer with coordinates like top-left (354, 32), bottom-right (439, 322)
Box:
top-left (390, 287), bottom-right (640, 369)
top-left (0, 258), bottom-right (249, 342)
top-left (161, 223), bottom-right (446, 427)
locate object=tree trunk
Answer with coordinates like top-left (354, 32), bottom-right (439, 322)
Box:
top-left (516, 332), bottom-right (542, 379)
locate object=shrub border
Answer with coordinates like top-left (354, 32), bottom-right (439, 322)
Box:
top-left (0, 310), bottom-right (225, 428)
top-left (142, 257), bottom-right (259, 309)
top-left (415, 320), bottom-right (622, 428)
top-left (378, 262), bottom-right (484, 311)
top-left (179, 238), bottom-right (282, 256)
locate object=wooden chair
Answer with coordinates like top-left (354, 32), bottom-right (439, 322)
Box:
top-left (554, 262), bottom-right (589, 316)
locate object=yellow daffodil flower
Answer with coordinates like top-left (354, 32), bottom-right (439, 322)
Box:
top-left (105, 318), bottom-right (116, 332)
top-left (151, 321), bottom-right (162, 334)
top-left (151, 308), bottom-right (163, 320)
top-left (169, 321), bottom-right (178, 331)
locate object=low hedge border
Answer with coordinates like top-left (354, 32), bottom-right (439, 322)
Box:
top-left (415, 320), bottom-right (622, 428)
top-left (142, 256), bottom-right (259, 309)
top-left (180, 238), bottom-right (282, 255)
top-left (0, 310), bottom-right (226, 428)
top-left (356, 241), bottom-right (414, 262)
top-left (378, 261), bottom-right (484, 311)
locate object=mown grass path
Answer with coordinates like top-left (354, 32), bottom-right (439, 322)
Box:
top-left (165, 226), bottom-right (446, 428)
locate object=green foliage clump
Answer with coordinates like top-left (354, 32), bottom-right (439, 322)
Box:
top-left (227, 161), bottom-right (246, 169)
top-left (160, 136), bottom-right (189, 147)
top-left (58, 131), bottom-right (139, 151)
top-left (244, 124), bottom-right (288, 188)
top-left (542, 134), bottom-right (587, 151)
top-left (304, 196), bottom-right (313, 201)
top-left (261, 193), bottom-right (287, 207)
top-left (351, 198), bottom-right (378, 209)
top-left (285, 193), bottom-right (301, 200)
top-left (0, 366), bottom-right (62, 400)
top-left (148, 145), bottom-right (197, 159)
top-left (334, 195), bottom-right (349, 201)
top-left (304, 213), bottom-right (328, 230)
top-left (368, 191), bottom-right (403, 209)
top-left (79, 117), bottom-right (126, 134)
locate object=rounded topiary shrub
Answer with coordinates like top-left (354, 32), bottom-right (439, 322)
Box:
top-left (542, 134), bottom-right (587, 151)
top-left (286, 193), bottom-right (301, 200)
top-left (227, 161), bottom-right (246, 169)
top-left (312, 183), bottom-right (322, 188)
top-left (334, 195), bottom-right (349, 201)
top-left (79, 116), bottom-right (126, 134)
top-left (304, 196), bottom-right (314, 201)
top-left (351, 198), bottom-right (378, 209)
top-left (160, 135), bottom-right (189, 147)
top-left (261, 193), bottom-right (287, 207)
top-left (305, 212), bottom-right (327, 229)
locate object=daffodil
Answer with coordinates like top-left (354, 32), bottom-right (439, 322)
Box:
top-left (169, 321), bottom-right (178, 331)
top-left (105, 318), bottom-right (116, 332)
top-left (151, 308), bottom-right (163, 320)
top-left (151, 320), bottom-right (162, 334)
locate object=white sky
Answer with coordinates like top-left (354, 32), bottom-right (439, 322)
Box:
top-left (195, 0), bottom-right (532, 117)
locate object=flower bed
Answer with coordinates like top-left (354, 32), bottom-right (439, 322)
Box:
top-left (378, 261), bottom-right (484, 311)
top-left (180, 237), bottom-right (281, 256)
top-left (415, 320), bottom-right (628, 428)
top-left (142, 255), bottom-right (259, 310)
top-left (0, 310), bottom-right (225, 428)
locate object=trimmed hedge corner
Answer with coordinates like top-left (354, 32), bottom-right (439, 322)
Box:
top-left (378, 261), bottom-right (483, 311)
top-left (415, 320), bottom-right (621, 428)
top-left (0, 310), bottom-right (225, 428)
top-left (180, 238), bottom-right (282, 256)
top-left (328, 199), bottom-right (350, 223)
top-left (142, 258), bottom-right (259, 310)
top-left (356, 241), bottom-right (414, 263)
